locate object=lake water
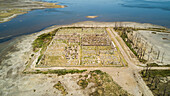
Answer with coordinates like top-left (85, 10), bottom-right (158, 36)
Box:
top-left (0, 0), bottom-right (170, 43)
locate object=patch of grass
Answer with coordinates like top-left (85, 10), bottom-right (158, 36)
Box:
top-left (36, 54), bottom-right (43, 64)
top-left (88, 70), bottom-right (132, 96)
top-left (0, 9), bottom-right (30, 23)
top-left (147, 63), bottom-right (170, 67)
top-left (140, 70), bottom-right (170, 96)
top-left (84, 74), bottom-right (88, 78)
top-left (139, 59), bottom-right (147, 63)
top-left (40, 2), bottom-right (66, 8)
top-left (33, 30), bottom-right (58, 65)
top-left (124, 39), bottom-right (138, 57)
top-left (152, 32), bottom-right (157, 34)
top-left (162, 38), bottom-right (168, 40)
top-left (0, 9), bottom-right (28, 18)
top-left (120, 31), bottom-right (138, 57)
top-left (32, 31), bottom-right (56, 52)
top-left (23, 69), bottom-right (87, 76)
top-left (0, 18), bottom-right (3, 21)
top-left (132, 27), bottom-right (167, 32)
top-left (90, 88), bottom-right (104, 96)
top-left (77, 79), bottom-right (88, 89)
top-left (31, 54), bottom-right (34, 57)
top-left (53, 81), bottom-right (68, 95)
top-left (141, 70), bottom-right (170, 77)
top-left (90, 70), bottom-right (104, 75)
top-left (117, 28), bottom-right (147, 64)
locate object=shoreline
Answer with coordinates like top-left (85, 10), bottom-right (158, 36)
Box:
top-left (0, 1), bottom-right (66, 23)
top-left (0, 21), bottom-right (167, 60)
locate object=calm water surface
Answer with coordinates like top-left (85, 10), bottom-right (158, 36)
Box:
top-left (0, 0), bottom-right (170, 43)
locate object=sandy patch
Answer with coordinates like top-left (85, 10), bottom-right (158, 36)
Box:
top-left (86, 16), bottom-right (98, 18)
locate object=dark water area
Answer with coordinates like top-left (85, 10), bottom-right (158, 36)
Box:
top-left (0, 0), bottom-right (170, 44)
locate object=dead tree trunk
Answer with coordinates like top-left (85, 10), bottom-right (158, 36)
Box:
top-left (142, 42), bottom-right (147, 60)
top-left (148, 46), bottom-right (153, 61)
top-left (163, 81), bottom-right (169, 96)
top-left (140, 48), bottom-right (142, 59)
top-left (144, 66), bottom-right (149, 77)
top-left (115, 22), bottom-right (118, 30)
top-left (147, 67), bottom-right (151, 81)
top-left (135, 37), bottom-right (139, 48)
top-left (147, 71), bottom-right (151, 81)
top-left (137, 48), bottom-right (141, 57)
top-left (157, 50), bottom-right (160, 59)
top-left (161, 52), bottom-right (165, 63)
top-left (133, 34), bottom-right (137, 48)
top-left (150, 75), bottom-right (156, 86)
top-left (141, 48), bottom-right (146, 60)
top-left (154, 77), bottom-right (160, 89)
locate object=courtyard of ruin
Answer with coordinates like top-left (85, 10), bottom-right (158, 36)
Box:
top-left (36, 28), bottom-right (125, 67)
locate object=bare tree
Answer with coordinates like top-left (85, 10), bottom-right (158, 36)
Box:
top-left (148, 46), bottom-right (153, 61)
top-left (134, 25), bottom-right (136, 29)
top-left (150, 46), bottom-right (153, 53)
top-left (147, 71), bottom-right (151, 81)
top-left (150, 75), bottom-right (156, 86)
top-left (139, 42), bottom-right (145, 60)
top-left (140, 42), bottom-right (147, 60)
top-left (134, 34), bottom-right (138, 47)
top-left (141, 48), bottom-right (146, 60)
top-left (161, 52), bottom-right (165, 63)
top-left (139, 48), bottom-right (143, 60)
top-left (157, 50), bottom-right (160, 59)
top-left (115, 22), bottom-right (118, 30)
top-left (154, 76), bottom-right (160, 89)
top-left (119, 22), bottom-right (123, 27)
top-left (163, 80), bottom-right (169, 96)
top-left (133, 34), bottom-right (138, 48)
top-left (137, 48), bottom-right (140, 57)
top-left (144, 65), bottom-right (151, 77)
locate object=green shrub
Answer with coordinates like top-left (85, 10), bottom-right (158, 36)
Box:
top-left (139, 59), bottom-right (147, 63)
top-left (53, 81), bottom-right (68, 95)
top-left (141, 70), bottom-right (170, 77)
top-left (31, 54), bottom-right (34, 57)
top-left (32, 31), bottom-right (56, 52)
top-left (147, 63), bottom-right (170, 67)
top-left (24, 69), bottom-right (87, 75)
top-left (119, 29), bottom-right (147, 63)
top-left (77, 79), bottom-right (88, 89)
top-left (90, 70), bottom-right (102, 74)
top-left (36, 54), bottom-right (43, 64)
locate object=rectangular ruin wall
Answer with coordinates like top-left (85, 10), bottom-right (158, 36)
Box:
top-left (37, 28), bottom-right (123, 67)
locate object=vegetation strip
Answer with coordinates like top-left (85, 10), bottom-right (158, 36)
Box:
top-left (23, 69), bottom-right (87, 76)
top-left (141, 69), bottom-right (170, 96)
top-left (32, 30), bottom-right (56, 52)
top-left (115, 27), bottom-right (147, 63)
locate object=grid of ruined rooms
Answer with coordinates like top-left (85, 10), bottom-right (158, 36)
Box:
top-left (38, 28), bottom-right (123, 67)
